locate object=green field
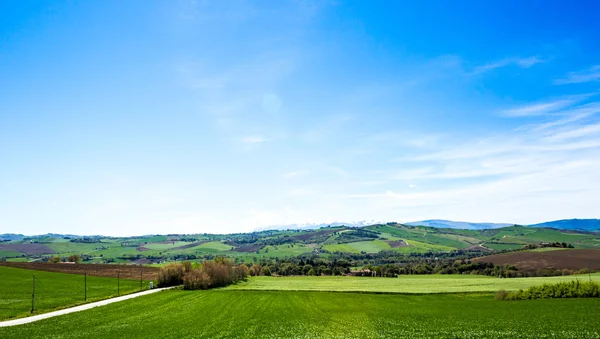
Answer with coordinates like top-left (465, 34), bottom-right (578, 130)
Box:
top-left (1, 289), bottom-right (599, 338)
top-left (224, 274), bottom-right (600, 293)
top-left (3, 224), bottom-right (600, 264)
top-left (0, 266), bottom-right (147, 320)
top-left (324, 240), bottom-right (391, 253)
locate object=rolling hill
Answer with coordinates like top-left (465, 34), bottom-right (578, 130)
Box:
top-left (405, 219), bottom-right (512, 230)
top-left (1, 222), bottom-right (600, 264)
top-left (528, 219), bottom-right (600, 231)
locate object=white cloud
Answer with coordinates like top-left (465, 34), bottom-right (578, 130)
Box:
top-left (468, 56), bottom-right (544, 75)
top-left (502, 99), bottom-right (576, 117)
top-left (555, 65), bottom-right (600, 84)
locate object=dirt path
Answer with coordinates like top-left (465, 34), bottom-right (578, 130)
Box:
top-left (0, 286), bottom-right (176, 327)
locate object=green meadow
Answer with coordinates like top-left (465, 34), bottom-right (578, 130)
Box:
top-left (224, 274), bottom-right (600, 293)
top-left (0, 266), bottom-right (147, 320)
top-left (1, 289), bottom-right (599, 338)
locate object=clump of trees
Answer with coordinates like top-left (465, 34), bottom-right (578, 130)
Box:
top-left (496, 280), bottom-right (600, 300)
top-left (157, 257), bottom-right (248, 290)
top-left (522, 242), bottom-right (574, 250)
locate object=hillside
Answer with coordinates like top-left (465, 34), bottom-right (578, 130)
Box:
top-left (528, 219), bottom-right (600, 231)
top-left (405, 220), bottom-right (512, 230)
top-left (1, 223), bottom-right (600, 265)
top-left (473, 249), bottom-right (600, 272)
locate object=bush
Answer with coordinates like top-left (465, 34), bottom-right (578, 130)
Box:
top-left (67, 254), bottom-right (82, 263)
top-left (503, 280), bottom-right (600, 300)
top-left (157, 263), bottom-right (186, 287)
top-left (495, 290), bottom-right (509, 300)
top-left (180, 257), bottom-right (248, 290)
top-left (183, 270), bottom-right (212, 290)
top-left (263, 267), bottom-right (271, 276)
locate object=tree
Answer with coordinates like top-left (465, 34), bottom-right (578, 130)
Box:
top-left (263, 267), bottom-right (272, 276)
top-left (67, 254), bottom-right (82, 263)
top-left (307, 268), bottom-right (316, 276)
top-left (49, 256), bottom-right (61, 263)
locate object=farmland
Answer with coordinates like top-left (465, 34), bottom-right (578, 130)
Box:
top-left (2, 224), bottom-right (599, 266)
top-left (225, 274), bottom-right (600, 293)
top-left (0, 266), bottom-right (149, 320)
top-left (1, 289), bottom-right (599, 338)
top-left (474, 249), bottom-right (600, 272)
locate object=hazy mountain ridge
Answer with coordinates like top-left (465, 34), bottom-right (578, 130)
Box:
top-left (528, 219), bottom-right (600, 231)
top-left (405, 220), bottom-right (513, 230)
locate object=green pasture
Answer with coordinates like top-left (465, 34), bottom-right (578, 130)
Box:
top-left (0, 266), bottom-right (148, 320)
top-left (225, 274), bottom-right (600, 293)
top-left (1, 289), bottom-right (599, 338)
top-left (323, 240), bottom-right (391, 253)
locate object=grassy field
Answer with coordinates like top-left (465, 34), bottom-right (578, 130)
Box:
top-left (323, 240), bottom-right (391, 253)
top-left (0, 266), bottom-right (147, 320)
top-left (224, 274), bottom-right (600, 293)
top-left (1, 289), bottom-right (599, 338)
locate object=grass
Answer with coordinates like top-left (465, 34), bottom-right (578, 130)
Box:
top-left (1, 289), bottom-right (599, 338)
top-left (527, 247), bottom-right (570, 252)
top-left (0, 266), bottom-right (148, 320)
top-left (323, 240), bottom-right (391, 253)
top-left (255, 244), bottom-right (312, 257)
top-left (0, 250), bottom-right (21, 257)
top-left (142, 241), bottom-right (189, 250)
top-left (224, 274), bottom-right (600, 294)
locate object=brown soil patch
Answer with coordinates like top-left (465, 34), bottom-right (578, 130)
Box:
top-left (136, 246), bottom-right (151, 252)
top-left (473, 249), bottom-right (600, 272)
top-left (232, 244), bottom-right (264, 253)
top-left (0, 243), bottom-right (54, 255)
top-left (387, 240), bottom-right (408, 248)
top-left (465, 244), bottom-right (493, 252)
top-left (171, 241), bottom-right (207, 250)
top-left (292, 229), bottom-right (337, 242)
top-left (0, 262), bottom-right (159, 280)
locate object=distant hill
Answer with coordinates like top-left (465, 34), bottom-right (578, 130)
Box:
top-left (254, 220), bottom-right (381, 232)
top-left (405, 220), bottom-right (513, 230)
top-left (528, 219), bottom-right (600, 232)
top-left (0, 234), bottom-right (24, 241)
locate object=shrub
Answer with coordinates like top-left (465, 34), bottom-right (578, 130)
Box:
top-left (495, 290), bottom-right (509, 300)
top-left (503, 280), bottom-right (600, 300)
top-left (49, 256), bottom-right (62, 263)
top-left (67, 254), bottom-right (82, 263)
top-left (183, 270), bottom-right (212, 290)
top-left (157, 263), bottom-right (186, 287)
top-left (182, 261), bottom-right (193, 273)
top-left (263, 267), bottom-right (272, 276)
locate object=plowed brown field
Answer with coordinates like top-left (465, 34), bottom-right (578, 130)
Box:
top-left (473, 249), bottom-right (600, 272)
top-left (0, 262), bottom-right (159, 280)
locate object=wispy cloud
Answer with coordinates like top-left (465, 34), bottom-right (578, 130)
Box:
top-left (502, 99), bottom-right (576, 117)
top-left (468, 56), bottom-right (544, 75)
top-left (555, 65), bottom-right (600, 84)
top-left (348, 94), bottom-right (600, 223)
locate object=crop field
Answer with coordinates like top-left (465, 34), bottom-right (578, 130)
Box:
top-left (474, 249), bottom-right (600, 272)
top-left (224, 274), bottom-right (600, 293)
top-left (323, 240), bottom-right (391, 253)
top-left (0, 266), bottom-right (148, 320)
top-left (1, 289), bottom-right (599, 338)
top-left (0, 262), bottom-right (159, 280)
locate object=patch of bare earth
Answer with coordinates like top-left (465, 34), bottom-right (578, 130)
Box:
top-left (231, 244), bottom-right (264, 252)
top-left (387, 240), bottom-right (408, 248)
top-left (473, 249), bottom-right (600, 272)
top-left (0, 243), bottom-right (54, 255)
top-left (0, 262), bottom-right (159, 280)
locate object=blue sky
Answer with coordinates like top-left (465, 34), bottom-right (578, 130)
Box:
top-left (1, 1), bottom-right (600, 235)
